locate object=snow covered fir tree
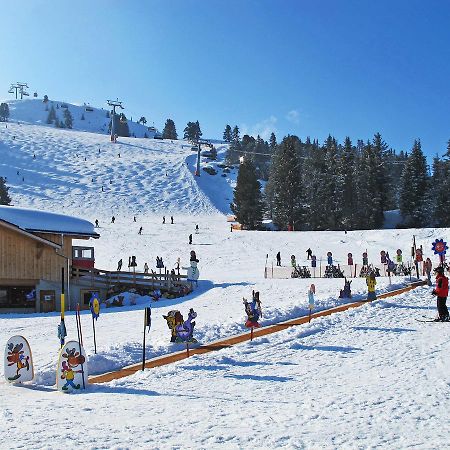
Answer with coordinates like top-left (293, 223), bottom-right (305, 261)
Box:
top-left (225, 127), bottom-right (450, 229)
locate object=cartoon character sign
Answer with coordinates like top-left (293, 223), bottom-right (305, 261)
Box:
top-left (339, 278), bottom-right (352, 299)
top-left (432, 239), bottom-right (448, 263)
top-left (4, 336), bottom-right (34, 382)
top-left (308, 284), bottom-right (315, 309)
top-left (347, 253), bottom-right (353, 265)
top-left (163, 309), bottom-right (198, 343)
top-left (56, 341), bottom-right (88, 392)
top-left (243, 291), bottom-right (262, 328)
top-left (89, 293), bottom-right (100, 320)
top-left (327, 252), bottom-right (333, 266)
top-left (362, 252), bottom-right (368, 266)
top-left (415, 248), bottom-right (423, 262)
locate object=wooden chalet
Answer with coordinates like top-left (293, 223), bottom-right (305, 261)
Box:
top-left (0, 205), bottom-right (99, 313)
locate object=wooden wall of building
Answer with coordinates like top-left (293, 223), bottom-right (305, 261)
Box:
top-left (0, 226), bottom-right (72, 283)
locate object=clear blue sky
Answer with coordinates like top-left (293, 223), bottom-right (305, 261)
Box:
top-left (1, 0), bottom-right (449, 157)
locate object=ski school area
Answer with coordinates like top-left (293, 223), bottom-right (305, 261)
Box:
top-left (1, 214), bottom-right (450, 447)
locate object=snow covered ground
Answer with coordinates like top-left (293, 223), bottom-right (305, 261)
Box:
top-left (0, 107), bottom-right (449, 448)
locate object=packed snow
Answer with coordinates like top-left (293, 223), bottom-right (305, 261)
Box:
top-left (0, 101), bottom-right (449, 449)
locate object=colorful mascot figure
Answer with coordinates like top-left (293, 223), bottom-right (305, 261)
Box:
top-left (327, 252), bottom-right (333, 266)
top-left (362, 252), bottom-right (368, 266)
top-left (291, 255), bottom-right (297, 268)
top-left (150, 289), bottom-right (162, 301)
top-left (432, 239), bottom-right (448, 264)
top-left (347, 253), bottom-right (353, 265)
top-left (308, 284), bottom-right (315, 322)
top-left (56, 341), bottom-right (87, 392)
top-left (163, 308), bottom-right (198, 343)
top-left (366, 271), bottom-right (377, 301)
top-left (243, 291), bottom-right (262, 328)
top-left (4, 336), bottom-right (34, 383)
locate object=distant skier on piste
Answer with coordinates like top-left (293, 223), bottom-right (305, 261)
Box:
top-left (432, 266), bottom-right (449, 321)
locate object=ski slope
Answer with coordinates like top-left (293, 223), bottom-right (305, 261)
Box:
top-left (0, 100), bottom-right (449, 449)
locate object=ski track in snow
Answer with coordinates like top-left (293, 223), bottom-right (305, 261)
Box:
top-left (0, 110), bottom-right (449, 448)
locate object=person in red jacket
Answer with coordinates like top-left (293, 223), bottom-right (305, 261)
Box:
top-left (432, 266), bottom-right (450, 321)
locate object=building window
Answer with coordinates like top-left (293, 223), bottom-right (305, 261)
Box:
top-left (0, 286), bottom-right (35, 308)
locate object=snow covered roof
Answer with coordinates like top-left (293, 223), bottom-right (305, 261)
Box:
top-left (0, 205), bottom-right (99, 238)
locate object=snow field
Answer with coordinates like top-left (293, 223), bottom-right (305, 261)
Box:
top-left (0, 109), bottom-right (449, 448)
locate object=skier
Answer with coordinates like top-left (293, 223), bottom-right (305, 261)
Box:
top-left (138, 226), bottom-right (143, 235)
top-left (171, 216), bottom-right (174, 224)
top-left (306, 248), bottom-right (312, 260)
top-left (94, 219), bottom-right (99, 228)
top-left (111, 216), bottom-right (115, 224)
top-left (276, 251), bottom-right (281, 266)
top-left (133, 216), bottom-right (136, 222)
top-left (195, 224), bottom-right (199, 234)
top-left (189, 234), bottom-right (193, 245)
top-left (143, 262), bottom-right (149, 273)
top-left (230, 224), bottom-right (233, 232)
top-left (432, 266), bottom-right (449, 321)
top-left (117, 259), bottom-right (123, 271)
top-left (163, 216), bottom-right (165, 224)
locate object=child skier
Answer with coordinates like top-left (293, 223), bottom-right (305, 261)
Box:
top-left (432, 266), bottom-right (449, 321)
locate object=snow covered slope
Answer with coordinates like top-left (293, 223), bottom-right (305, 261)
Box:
top-left (4, 98), bottom-right (154, 138)
top-left (0, 120), bottom-right (235, 215)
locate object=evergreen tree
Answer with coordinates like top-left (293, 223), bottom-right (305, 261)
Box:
top-left (183, 121), bottom-right (202, 141)
top-left (0, 103), bottom-right (10, 121)
top-left (432, 140), bottom-right (450, 226)
top-left (138, 116), bottom-right (147, 126)
top-left (399, 140), bottom-right (429, 227)
top-left (267, 135), bottom-right (304, 230)
top-left (43, 95), bottom-right (49, 103)
top-left (231, 159), bottom-right (263, 229)
top-left (321, 136), bottom-right (343, 229)
top-left (225, 125), bottom-right (241, 165)
top-left (162, 119), bottom-right (178, 139)
top-left (223, 125), bottom-right (232, 142)
top-left (46, 104), bottom-right (56, 124)
top-left (0, 177), bottom-right (11, 205)
top-left (339, 137), bottom-right (356, 229)
top-left (269, 132), bottom-right (277, 150)
top-left (63, 108), bottom-right (73, 129)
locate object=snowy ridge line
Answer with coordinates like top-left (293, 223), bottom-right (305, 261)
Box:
top-left (89, 280), bottom-right (427, 384)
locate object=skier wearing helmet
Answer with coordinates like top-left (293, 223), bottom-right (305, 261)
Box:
top-left (432, 266), bottom-right (449, 321)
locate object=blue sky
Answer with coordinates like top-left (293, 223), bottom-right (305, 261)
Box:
top-left (1, 0), bottom-right (449, 156)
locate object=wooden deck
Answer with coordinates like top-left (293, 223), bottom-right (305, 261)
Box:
top-left (71, 266), bottom-right (191, 292)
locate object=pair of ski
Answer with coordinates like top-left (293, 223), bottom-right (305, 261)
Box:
top-left (415, 315), bottom-right (449, 323)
